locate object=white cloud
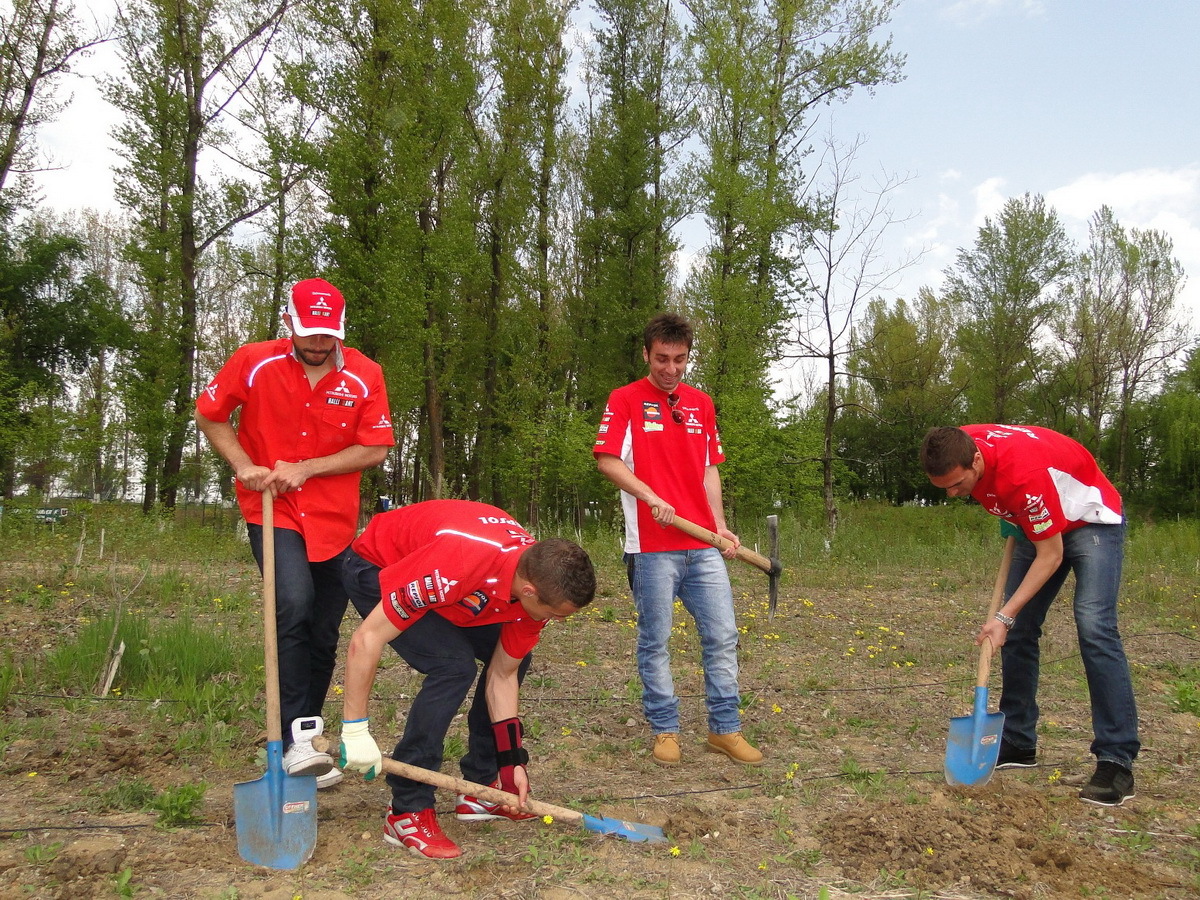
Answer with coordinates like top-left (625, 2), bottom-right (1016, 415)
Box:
top-left (970, 177), bottom-right (1007, 228)
top-left (1047, 166), bottom-right (1200, 316)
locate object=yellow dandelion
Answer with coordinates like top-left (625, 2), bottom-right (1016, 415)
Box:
top-left (543, 815), bottom-right (554, 825)
top-left (924, 847), bottom-right (934, 856)
top-left (669, 846), bottom-right (681, 857)
top-left (27, 772), bottom-right (37, 778)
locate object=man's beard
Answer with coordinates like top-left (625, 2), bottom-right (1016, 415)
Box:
top-left (295, 344), bottom-right (334, 367)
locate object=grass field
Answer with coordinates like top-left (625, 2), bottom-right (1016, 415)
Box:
top-left (0, 500), bottom-right (1197, 899)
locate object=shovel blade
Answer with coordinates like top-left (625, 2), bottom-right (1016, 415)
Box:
top-left (581, 813), bottom-right (667, 843)
top-left (944, 687), bottom-right (1005, 787)
top-left (234, 742), bottom-right (318, 869)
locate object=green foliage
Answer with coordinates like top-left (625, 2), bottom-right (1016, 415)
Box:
top-left (111, 867), bottom-right (137, 897)
top-left (1167, 667), bottom-right (1200, 716)
top-left (947, 193), bottom-right (1072, 425)
top-left (94, 777), bottom-right (159, 813)
top-left (38, 610), bottom-right (259, 721)
top-left (24, 841), bottom-right (63, 865)
top-left (147, 782), bottom-right (207, 827)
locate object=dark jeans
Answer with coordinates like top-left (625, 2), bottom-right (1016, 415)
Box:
top-left (1000, 521), bottom-right (1140, 767)
top-left (248, 524), bottom-right (350, 749)
top-left (342, 550), bottom-right (531, 812)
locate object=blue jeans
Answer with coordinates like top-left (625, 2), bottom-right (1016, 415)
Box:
top-left (626, 548), bottom-right (743, 735)
top-left (1000, 521), bottom-right (1139, 767)
top-left (343, 550), bottom-right (531, 813)
top-left (247, 525), bottom-right (349, 749)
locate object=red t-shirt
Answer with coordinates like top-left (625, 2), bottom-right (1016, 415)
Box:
top-left (196, 339), bottom-right (394, 561)
top-left (593, 378), bottom-right (726, 553)
top-left (351, 500), bottom-right (547, 659)
top-left (964, 424), bottom-right (1123, 541)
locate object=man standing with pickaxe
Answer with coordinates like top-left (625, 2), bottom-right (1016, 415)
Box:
top-left (594, 313), bottom-right (763, 768)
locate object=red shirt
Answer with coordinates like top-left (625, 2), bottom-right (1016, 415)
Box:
top-left (351, 500), bottom-right (547, 659)
top-left (964, 424), bottom-right (1123, 541)
top-left (196, 339), bottom-right (394, 561)
top-left (593, 378), bottom-right (725, 553)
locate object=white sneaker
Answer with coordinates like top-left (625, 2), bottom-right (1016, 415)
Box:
top-left (316, 766), bottom-right (344, 789)
top-left (283, 716), bottom-right (334, 777)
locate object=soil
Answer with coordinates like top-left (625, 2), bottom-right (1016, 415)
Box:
top-left (2, 552), bottom-right (1198, 899)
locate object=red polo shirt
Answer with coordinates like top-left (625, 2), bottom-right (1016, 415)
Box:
top-left (964, 424), bottom-right (1123, 541)
top-left (196, 338), bottom-right (394, 561)
top-left (351, 500), bottom-right (546, 659)
top-left (593, 378), bottom-right (725, 553)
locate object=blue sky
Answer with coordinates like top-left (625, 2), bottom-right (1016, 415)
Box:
top-left (37, 0), bottom-right (1199, 324)
top-left (827, 0), bottom-right (1200, 318)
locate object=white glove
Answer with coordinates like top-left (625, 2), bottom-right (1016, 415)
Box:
top-left (339, 719), bottom-right (382, 780)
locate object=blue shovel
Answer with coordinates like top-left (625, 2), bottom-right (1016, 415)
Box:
top-left (234, 492), bottom-right (319, 868)
top-left (945, 536), bottom-right (1014, 787)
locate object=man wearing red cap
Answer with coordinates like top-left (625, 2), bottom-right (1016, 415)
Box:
top-left (196, 278), bottom-right (394, 787)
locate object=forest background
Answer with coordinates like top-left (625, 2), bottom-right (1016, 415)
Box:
top-left (2, 0), bottom-right (1198, 537)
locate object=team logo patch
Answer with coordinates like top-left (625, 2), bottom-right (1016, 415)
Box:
top-left (642, 401), bottom-right (663, 421)
top-left (204, 382), bottom-right (218, 401)
top-left (374, 414), bottom-right (393, 429)
top-left (461, 590), bottom-right (490, 616)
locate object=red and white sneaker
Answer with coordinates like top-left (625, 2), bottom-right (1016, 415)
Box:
top-left (455, 781), bottom-right (538, 822)
top-left (383, 807), bottom-right (462, 859)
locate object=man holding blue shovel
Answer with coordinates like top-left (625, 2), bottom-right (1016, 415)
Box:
top-left (921, 425), bottom-right (1139, 807)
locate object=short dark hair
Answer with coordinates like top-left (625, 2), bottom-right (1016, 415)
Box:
top-left (518, 538), bottom-right (596, 609)
top-left (643, 313), bottom-right (693, 352)
top-left (920, 426), bottom-right (978, 476)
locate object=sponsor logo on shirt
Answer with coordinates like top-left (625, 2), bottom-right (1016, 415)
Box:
top-left (642, 401), bottom-right (664, 421)
top-left (461, 590), bottom-right (490, 616)
top-left (373, 414), bottom-right (393, 429)
top-left (406, 582), bottom-right (425, 609)
top-left (388, 591), bottom-right (411, 620)
top-left (1032, 520), bottom-right (1054, 534)
top-left (325, 380), bottom-right (359, 407)
top-left (204, 381), bottom-right (219, 402)
top-left (643, 421), bottom-right (663, 432)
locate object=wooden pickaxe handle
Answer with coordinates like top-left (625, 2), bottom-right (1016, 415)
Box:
top-left (669, 514), bottom-right (782, 577)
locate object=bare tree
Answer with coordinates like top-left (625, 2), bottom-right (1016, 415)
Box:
top-left (0, 0), bottom-right (107, 195)
top-left (783, 132), bottom-right (917, 534)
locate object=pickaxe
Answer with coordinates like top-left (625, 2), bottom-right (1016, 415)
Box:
top-left (670, 514), bottom-right (783, 619)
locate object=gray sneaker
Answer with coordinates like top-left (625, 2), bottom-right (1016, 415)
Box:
top-left (1079, 760), bottom-right (1135, 807)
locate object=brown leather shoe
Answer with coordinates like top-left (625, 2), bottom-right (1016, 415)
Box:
top-left (705, 731), bottom-right (763, 765)
top-left (652, 733), bottom-right (681, 766)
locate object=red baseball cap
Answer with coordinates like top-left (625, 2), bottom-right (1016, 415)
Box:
top-left (287, 278), bottom-right (346, 339)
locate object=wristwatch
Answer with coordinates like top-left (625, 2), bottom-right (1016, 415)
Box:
top-left (994, 611), bottom-right (1015, 629)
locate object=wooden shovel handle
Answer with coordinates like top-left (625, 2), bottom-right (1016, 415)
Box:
top-left (378, 757), bottom-right (583, 825)
top-left (977, 536), bottom-right (1015, 688)
top-left (669, 514), bottom-right (779, 575)
top-left (262, 492), bottom-right (282, 745)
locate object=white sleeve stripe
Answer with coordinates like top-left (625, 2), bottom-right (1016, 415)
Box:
top-left (247, 353), bottom-right (291, 387)
top-left (434, 528), bottom-right (523, 552)
top-left (342, 368), bottom-right (371, 397)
